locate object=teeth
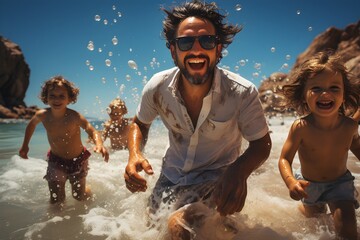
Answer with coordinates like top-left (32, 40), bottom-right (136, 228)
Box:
top-left (189, 59), bottom-right (205, 63)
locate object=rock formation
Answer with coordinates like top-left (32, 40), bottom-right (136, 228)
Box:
top-left (258, 20), bottom-right (360, 115)
top-left (0, 36), bottom-right (38, 119)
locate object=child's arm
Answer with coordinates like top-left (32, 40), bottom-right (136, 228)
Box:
top-left (19, 111), bottom-right (42, 159)
top-left (80, 114), bottom-right (109, 162)
top-left (278, 120), bottom-right (309, 200)
top-left (350, 124), bottom-right (360, 160)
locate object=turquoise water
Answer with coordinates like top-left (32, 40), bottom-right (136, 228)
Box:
top-left (0, 118), bottom-right (359, 239)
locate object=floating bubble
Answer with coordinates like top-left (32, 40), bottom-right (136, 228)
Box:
top-left (235, 4), bottom-right (242, 11)
top-left (239, 59), bottom-right (246, 66)
top-left (296, 10), bottom-right (301, 15)
top-left (98, 48), bottom-right (102, 53)
top-left (126, 74), bottom-right (131, 81)
top-left (85, 60), bottom-right (90, 66)
top-left (105, 59), bottom-right (111, 67)
top-left (252, 72), bottom-right (259, 78)
top-left (128, 60), bottom-right (138, 70)
top-left (87, 41), bottom-right (94, 51)
top-left (271, 47), bottom-right (276, 53)
top-left (234, 65), bottom-right (239, 71)
top-left (112, 36), bottom-right (118, 45)
top-left (104, 19), bottom-right (108, 25)
top-left (285, 54), bottom-right (291, 60)
top-left (101, 77), bottom-right (106, 84)
top-left (118, 12), bottom-right (122, 17)
top-left (112, 5), bottom-right (116, 10)
top-left (113, 19), bottom-right (117, 23)
top-left (89, 65), bottom-right (94, 71)
top-left (108, 51), bottom-right (113, 57)
top-left (308, 26), bottom-right (313, 31)
top-left (129, 48), bottom-right (133, 52)
top-left (94, 15), bottom-right (101, 22)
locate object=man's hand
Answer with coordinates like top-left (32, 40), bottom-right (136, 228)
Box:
top-left (124, 156), bottom-right (153, 193)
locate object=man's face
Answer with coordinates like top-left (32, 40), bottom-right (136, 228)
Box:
top-left (170, 17), bottom-right (222, 85)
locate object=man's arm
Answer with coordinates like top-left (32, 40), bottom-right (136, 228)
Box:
top-left (213, 132), bottom-right (272, 216)
top-left (124, 116), bottom-right (154, 192)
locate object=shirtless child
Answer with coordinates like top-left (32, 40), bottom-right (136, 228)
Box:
top-left (278, 51), bottom-right (360, 240)
top-left (102, 98), bottom-right (131, 150)
top-left (19, 76), bottom-right (109, 204)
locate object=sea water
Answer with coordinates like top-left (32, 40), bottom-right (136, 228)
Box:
top-left (0, 117), bottom-right (359, 240)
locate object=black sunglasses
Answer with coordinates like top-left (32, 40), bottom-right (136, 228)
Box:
top-left (174, 35), bottom-right (218, 51)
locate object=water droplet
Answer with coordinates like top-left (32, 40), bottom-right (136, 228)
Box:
top-left (128, 60), bottom-right (138, 70)
top-left (103, 19), bottom-right (108, 25)
top-left (126, 74), bottom-right (131, 81)
top-left (112, 5), bottom-right (116, 11)
top-left (239, 59), bottom-right (246, 66)
top-left (105, 59), bottom-right (111, 67)
top-left (94, 15), bottom-right (101, 22)
top-left (87, 41), bottom-right (94, 51)
top-left (98, 48), bottom-right (102, 53)
top-left (285, 54), bottom-right (291, 60)
top-left (252, 72), bottom-right (259, 78)
top-left (112, 36), bottom-right (118, 45)
top-left (85, 60), bottom-right (90, 66)
top-left (101, 77), bottom-right (106, 84)
top-left (296, 10), bottom-right (301, 15)
top-left (271, 47), bottom-right (276, 53)
top-left (89, 65), bottom-right (94, 71)
top-left (235, 4), bottom-right (242, 11)
top-left (222, 49), bottom-right (228, 57)
top-left (308, 26), bottom-right (313, 32)
top-left (108, 51), bottom-right (113, 57)
top-left (254, 63), bottom-right (261, 70)
top-left (118, 12), bottom-right (122, 18)
top-left (282, 63), bottom-right (289, 69)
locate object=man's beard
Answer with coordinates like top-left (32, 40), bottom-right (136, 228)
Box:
top-left (175, 54), bottom-right (216, 85)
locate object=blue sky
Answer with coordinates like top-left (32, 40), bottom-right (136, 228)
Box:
top-left (1, 0), bottom-right (359, 119)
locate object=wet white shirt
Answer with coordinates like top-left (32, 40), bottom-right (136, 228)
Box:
top-left (137, 67), bottom-right (269, 185)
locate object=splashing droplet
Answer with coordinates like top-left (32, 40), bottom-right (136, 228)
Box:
top-left (239, 59), bottom-right (246, 66)
top-left (296, 10), bottom-right (301, 15)
top-left (89, 65), bottom-right (94, 71)
top-left (308, 26), bottom-right (313, 32)
top-left (128, 60), bottom-right (138, 70)
top-left (105, 59), bottom-right (111, 67)
top-left (126, 74), bottom-right (131, 81)
top-left (222, 49), bottom-right (228, 57)
top-left (235, 4), bottom-right (242, 11)
top-left (285, 54), bottom-right (291, 60)
top-left (271, 47), bottom-right (276, 53)
top-left (94, 15), bottom-right (101, 22)
top-left (85, 60), bottom-right (90, 66)
top-left (112, 36), bottom-right (118, 45)
top-left (87, 41), bottom-right (94, 51)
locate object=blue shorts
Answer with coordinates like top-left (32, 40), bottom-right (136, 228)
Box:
top-left (295, 169), bottom-right (359, 208)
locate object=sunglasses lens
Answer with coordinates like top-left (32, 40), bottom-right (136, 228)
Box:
top-left (176, 35), bottom-right (217, 51)
top-left (177, 37), bottom-right (195, 51)
top-left (199, 36), bottom-right (216, 49)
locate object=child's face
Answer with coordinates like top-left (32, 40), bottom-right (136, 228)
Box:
top-left (47, 85), bottom-right (70, 110)
top-left (304, 68), bottom-right (344, 117)
top-left (107, 105), bottom-right (126, 120)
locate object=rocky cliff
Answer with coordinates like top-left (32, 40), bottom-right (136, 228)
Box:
top-left (0, 36), bottom-right (38, 119)
top-left (259, 20), bottom-right (360, 115)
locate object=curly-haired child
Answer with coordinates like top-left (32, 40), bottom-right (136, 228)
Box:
top-left (278, 51), bottom-right (360, 239)
top-left (19, 75), bottom-right (109, 204)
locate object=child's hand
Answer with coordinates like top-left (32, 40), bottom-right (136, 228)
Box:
top-left (94, 145), bottom-right (109, 162)
top-left (19, 146), bottom-right (29, 159)
top-left (288, 180), bottom-right (309, 201)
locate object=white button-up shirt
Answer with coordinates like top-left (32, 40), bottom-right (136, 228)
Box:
top-left (137, 67), bottom-right (269, 185)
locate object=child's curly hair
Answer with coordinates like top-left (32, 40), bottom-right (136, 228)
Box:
top-left (282, 51), bottom-right (360, 116)
top-left (39, 75), bottom-right (79, 104)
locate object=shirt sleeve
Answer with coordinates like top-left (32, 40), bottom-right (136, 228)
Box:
top-left (238, 84), bottom-right (269, 141)
top-left (136, 79), bottom-right (159, 125)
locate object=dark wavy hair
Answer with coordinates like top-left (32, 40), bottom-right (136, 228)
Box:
top-left (162, 0), bottom-right (242, 60)
top-left (39, 75), bottom-right (79, 104)
top-left (282, 50), bottom-right (360, 116)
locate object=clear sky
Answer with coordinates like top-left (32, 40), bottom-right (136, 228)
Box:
top-left (1, 0), bottom-right (359, 119)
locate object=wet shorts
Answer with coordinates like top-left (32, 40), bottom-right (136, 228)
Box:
top-left (147, 174), bottom-right (217, 222)
top-left (295, 169), bottom-right (359, 208)
top-left (44, 148), bottom-right (91, 182)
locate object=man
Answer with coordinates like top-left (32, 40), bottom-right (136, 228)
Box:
top-left (124, 1), bottom-right (271, 238)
